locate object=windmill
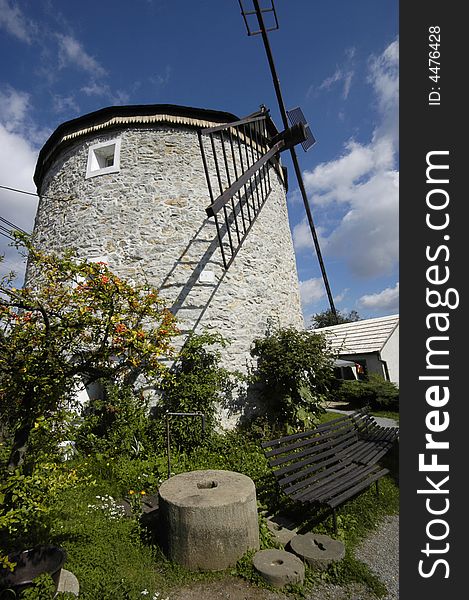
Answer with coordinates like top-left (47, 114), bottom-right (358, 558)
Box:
top-left (198, 0), bottom-right (337, 319)
top-left (29, 4), bottom-right (320, 385)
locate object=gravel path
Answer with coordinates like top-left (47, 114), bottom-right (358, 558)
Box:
top-left (355, 514), bottom-right (399, 600)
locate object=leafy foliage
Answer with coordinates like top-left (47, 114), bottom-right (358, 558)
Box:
top-left (309, 309), bottom-right (360, 329)
top-left (336, 373), bottom-right (399, 410)
top-left (76, 382), bottom-right (151, 459)
top-left (0, 460), bottom-right (81, 553)
top-left (250, 327), bottom-right (336, 431)
top-left (17, 573), bottom-right (57, 599)
top-left (155, 332), bottom-right (241, 450)
top-left (0, 235), bottom-right (178, 467)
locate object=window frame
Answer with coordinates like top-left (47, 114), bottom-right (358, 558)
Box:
top-left (85, 138), bottom-right (121, 179)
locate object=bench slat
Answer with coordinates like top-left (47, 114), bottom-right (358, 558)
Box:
top-left (261, 408), bottom-right (368, 449)
top-left (264, 420), bottom-right (356, 459)
top-left (268, 428), bottom-right (358, 467)
top-left (261, 407), bottom-right (397, 519)
top-left (327, 468), bottom-right (389, 508)
top-left (290, 462), bottom-right (364, 501)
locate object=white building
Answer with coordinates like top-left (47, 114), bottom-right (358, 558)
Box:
top-left (313, 314), bottom-right (399, 385)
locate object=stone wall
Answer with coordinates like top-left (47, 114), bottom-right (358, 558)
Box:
top-left (33, 124), bottom-right (304, 408)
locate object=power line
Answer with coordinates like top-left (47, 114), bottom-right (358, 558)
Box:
top-left (0, 184), bottom-right (41, 200)
top-left (0, 216), bottom-right (29, 236)
top-left (0, 185), bottom-right (36, 241)
top-left (0, 183), bottom-right (60, 203)
top-left (0, 228), bottom-right (15, 242)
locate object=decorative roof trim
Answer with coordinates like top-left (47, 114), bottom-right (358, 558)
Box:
top-left (34, 104), bottom-right (285, 189)
top-left (60, 114), bottom-right (222, 144)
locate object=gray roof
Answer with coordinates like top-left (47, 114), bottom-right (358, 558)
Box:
top-left (313, 314), bottom-right (399, 355)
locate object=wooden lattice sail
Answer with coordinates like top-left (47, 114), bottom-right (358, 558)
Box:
top-left (198, 108), bottom-right (306, 269)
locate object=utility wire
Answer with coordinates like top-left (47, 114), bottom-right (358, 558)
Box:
top-left (0, 184), bottom-right (60, 204)
top-left (0, 186), bottom-right (34, 242)
top-left (0, 184), bottom-right (41, 199)
top-left (0, 228), bottom-right (15, 242)
top-left (0, 216), bottom-right (29, 236)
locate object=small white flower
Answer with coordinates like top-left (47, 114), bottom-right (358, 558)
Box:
top-left (141, 590), bottom-right (149, 596)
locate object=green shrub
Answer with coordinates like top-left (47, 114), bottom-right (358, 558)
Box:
top-left (154, 332), bottom-right (242, 451)
top-left (19, 573), bottom-right (56, 599)
top-left (337, 373), bottom-right (399, 410)
top-left (0, 460), bottom-right (81, 552)
top-left (75, 382), bottom-right (151, 458)
top-left (250, 327), bottom-right (336, 432)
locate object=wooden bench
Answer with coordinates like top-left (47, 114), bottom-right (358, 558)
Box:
top-left (261, 408), bottom-right (399, 530)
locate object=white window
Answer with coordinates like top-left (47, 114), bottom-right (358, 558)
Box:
top-left (86, 139), bottom-right (121, 179)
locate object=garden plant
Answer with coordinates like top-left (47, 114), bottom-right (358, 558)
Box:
top-left (0, 239), bottom-right (399, 599)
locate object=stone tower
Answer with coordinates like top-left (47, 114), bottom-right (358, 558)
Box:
top-left (32, 104), bottom-right (303, 379)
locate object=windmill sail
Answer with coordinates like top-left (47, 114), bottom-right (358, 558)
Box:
top-left (198, 109), bottom-right (305, 269)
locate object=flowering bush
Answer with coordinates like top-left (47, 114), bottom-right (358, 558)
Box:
top-left (0, 234), bottom-right (178, 468)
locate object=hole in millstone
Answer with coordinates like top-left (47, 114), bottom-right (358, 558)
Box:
top-left (313, 538), bottom-right (326, 551)
top-left (271, 559), bottom-right (284, 566)
top-left (197, 480), bottom-right (218, 489)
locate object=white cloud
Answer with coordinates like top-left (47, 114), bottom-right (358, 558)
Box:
top-left (0, 86), bottom-right (50, 145)
top-left (0, 87), bottom-right (40, 281)
top-left (293, 220), bottom-right (313, 251)
top-left (0, 87), bottom-right (30, 131)
top-left (303, 141), bottom-right (375, 203)
top-left (81, 82), bottom-right (130, 105)
top-left (334, 288), bottom-right (349, 303)
top-left (0, 0), bottom-right (36, 43)
top-left (359, 282), bottom-right (399, 312)
top-left (150, 65), bottom-right (172, 88)
top-left (369, 40), bottom-right (399, 116)
top-left (292, 219), bottom-right (327, 252)
top-left (296, 39), bottom-right (399, 279)
top-left (0, 123), bottom-right (38, 281)
top-left (299, 278), bottom-right (325, 306)
top-left (52, 94), bottom-right (80, 115)
top-left (314, 47), bottom-right (356, 100)
top-left (57, 34), bottom-right (107, 77)
top-left (324, 171), bottom-right (399, 277)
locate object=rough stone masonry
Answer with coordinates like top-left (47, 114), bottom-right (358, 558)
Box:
top-left (31, 105), bottom-right (304, 422)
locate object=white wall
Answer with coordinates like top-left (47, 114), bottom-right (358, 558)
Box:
top-left (381, 323), bottom-right (399, 385)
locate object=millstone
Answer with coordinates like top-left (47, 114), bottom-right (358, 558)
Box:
top-left (252, 549), bottom-right (305, 588)
top-left (158, 470), bottom-right (259, 571)
top-left (266, 517), bottom-right (297, 546)
top-left (56, 569), bottom-right (79, 597)
top-left (289, 533), bottom-right (345, 570)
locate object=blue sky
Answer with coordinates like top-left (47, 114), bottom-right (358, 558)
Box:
top-left (0, 0), bottom-right (398, 324)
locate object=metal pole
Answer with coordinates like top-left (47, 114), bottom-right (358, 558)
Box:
top-left (251, 0), bottom-right (337, 320)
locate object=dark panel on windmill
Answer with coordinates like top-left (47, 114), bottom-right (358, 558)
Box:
top-left (286, 107), bottom-right (316, 152)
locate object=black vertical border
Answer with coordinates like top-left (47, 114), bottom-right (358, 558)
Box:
top-left (400, 1), bottom-right (466, 598)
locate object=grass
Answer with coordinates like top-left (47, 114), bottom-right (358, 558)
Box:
top-left (320, 403), bottom-right (400, 424)
top-left (370, 409), bottom-right (399, 422)
top-left (1, 423), bottom-right (398, 600)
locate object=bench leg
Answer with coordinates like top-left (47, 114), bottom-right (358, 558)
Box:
top-left (375, 480), bottom-right (380, 496)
